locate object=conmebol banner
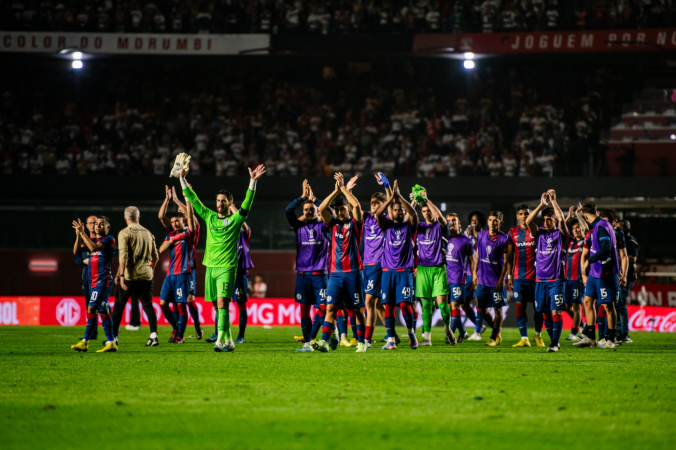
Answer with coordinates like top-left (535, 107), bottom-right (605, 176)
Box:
top-left (0, 32), bottom-right (269, 55)
top-left (414, 28), bottom-right (676, 55)
top-left (1, 296), bottom-right (675, 332)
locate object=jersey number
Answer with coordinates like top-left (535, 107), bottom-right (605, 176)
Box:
top-left (401, 287), bottom-right (411, 299)
top-left (554, 294), bottom-right (564, 307)
top-left (452, 287), bottom-right (462, 298)
top-left (600, 288), bottom-right (607, 299)
top-left (176, 288), bottom-right (183, 299)
top-left (319, 289), bottom-right (327, 300)
top-left (91, 291), bottom-right (98, 301)
top-left (493, 292), bottom-right (502, 301)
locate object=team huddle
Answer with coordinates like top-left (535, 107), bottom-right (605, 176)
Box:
top-left (68, 164), bottom-right (639, 353)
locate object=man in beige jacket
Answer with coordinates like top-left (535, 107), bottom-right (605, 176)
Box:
top-left (112, 206), bottom-right (161, 346)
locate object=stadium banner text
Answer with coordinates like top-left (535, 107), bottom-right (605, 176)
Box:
top-left (1, 296), bottom-right (676, 333)
top-left (414, 28), bottom-right (676, 54)
top-left (0, 32), bottom-right (269, 55)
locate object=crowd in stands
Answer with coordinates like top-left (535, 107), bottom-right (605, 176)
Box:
top-left (0, 61), bottom-right (608, 178)
top-left (2, 0), bottom-right (675, 35)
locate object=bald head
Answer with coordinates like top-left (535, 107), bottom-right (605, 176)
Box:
top-left (124, 206), bottom-right (140, 223)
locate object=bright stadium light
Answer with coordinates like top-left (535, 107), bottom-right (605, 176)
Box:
top-left (464, 52), bottom-right (475, 60)
top-left (464, 60), bottom-right (475, 70)
top-left (670, 134), bottom-right (676, 140)
top-left (72, 60), bottom-right (83, 69)
top-left (72, 51), bottom-right (82, 60)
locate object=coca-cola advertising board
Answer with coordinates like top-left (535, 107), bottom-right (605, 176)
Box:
top-left (1, 296), bottom-right (676, 332)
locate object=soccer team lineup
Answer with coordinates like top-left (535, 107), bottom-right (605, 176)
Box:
top-left (70, 152), bottom-right (636, 354)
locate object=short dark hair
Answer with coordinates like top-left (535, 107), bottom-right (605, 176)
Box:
top-left (599, 208), bottom-right (618, 222)
top-left (541, 206), bottom-right (555, 218)
top-left (516, 204), bottom-right (530, 214)
top-left (170, 212), bottom-right (185, 219)
top-left (468, 210), bottom-right (486, 229)
top-left (97, 215), bottom-right (110, 225)
top-left (570, 219), bottom-right (580, 227)
top-left (332, 196), bottom-right (348, 208)
top-left (302, 199), bottom-right (316, 207)
top-left (620, 219), bottom-right (631, 233)
top-left (488, 210), bottom-right (503, 222)
top-left (581, 202), bottom-right (597, 215)
top-left (217, 189), bottom-right (233, 202)
top-left (371, 192), bottom-right (386, 202)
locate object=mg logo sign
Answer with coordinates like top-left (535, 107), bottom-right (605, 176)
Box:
top-left (56, 298), bottom-right (81, 326)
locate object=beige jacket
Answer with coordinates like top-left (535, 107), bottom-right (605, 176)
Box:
top-left (118, 223), bottom-right (158, 281)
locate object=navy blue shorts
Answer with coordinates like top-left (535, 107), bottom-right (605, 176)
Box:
top-left (449, 283), bottom-right (464, 303)
top-left (565, 280), bottom-right (583, 305)
top-left (462, 275), bottom-right (474, 302)
top-left (362, 263), bottom-right (382, 297)
top-left (89, 283), bottom-right (113, 313)
top-left (233, 271), bottom-right (249, 304)
top-left (381, 268), bottom-right (415, 306)
top-left (535, 280), bottom-right (566, 313)
top-left (327, 271), bottom-right (364, 310)
top-left (189, 271), bottom-right (197, 296)
top-left (82, 280), bottom-right (91, 302)
top-left (295, 271), bottom-right (328, 306)
top-left (160, 273), bottom-right (192, 303)
top-left (476, 284), bottom-right (506, 309)
top-left (512, 279), bottom-right (535, 303)
top-left (584, 275), bottom-right (619, 305)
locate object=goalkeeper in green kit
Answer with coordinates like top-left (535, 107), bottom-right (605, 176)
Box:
top-left (178, 164), bottom-right (266, 352)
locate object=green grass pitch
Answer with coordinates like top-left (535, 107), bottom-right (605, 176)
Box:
top-left (1, 326), bottom-right (675, 450)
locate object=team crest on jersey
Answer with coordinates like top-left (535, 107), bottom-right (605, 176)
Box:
top-left (296, 294), bottom-right (302, 300)
top-left (486, 245), bottom-right (492, 257)
top-left (343, 224), bottom-right (350, 230)
top-left (222, 219), bottom-right (230, 226)
top-left (546, 237), bottom-right (553, 247)
top-left (449, 243), bottom-right (454, 253)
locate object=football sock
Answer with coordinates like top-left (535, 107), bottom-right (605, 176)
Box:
top-left (347, 309), bottom-right (358, 339)
top-left (490, 328), bottom-right (501, 340)
top-left (84, 313), bottom-right (97, 341)
top-left (365, 325), bottom-right (374, 341)
top-left (421, 299), bottom-right (433, 333)
top-left (161, 303), bottom-right (179, 331)
top-left (212, 300), bottom-right (218, 334)
top-left (516, 301), bottom-right (528, 338)
top-left (100, 312), bottom-right (114, 342)
top-left (187, 302), bottom-right (201, 328)
top-left (552, 314), bottom-right (563, 346)
top-left (544, 312), bottom-right (554, 341)
top-left (311, 311), bottom-right (322, 339)
top-left (170, 303), bottom-right (179, 325)
top-left (439, 302), bottom-right (451, 328)
top-left (607, 327), bottom-right (616, 341)
top-left (217, 307), bottom-right (231, 343)
top-left (450, 309), bottom-right (460, 333)
top-left (475, 310), bottom-right (484, 333)
top-left (399, 302), bottom-right (415, 334)
top-left (300, 304), bottom-right (312, 343)
top-left (384, 304), bottom-right (396, 339)
top-left (463, 305), bottom-right (477, 325)
top-left (336, 310), bottom-right (347, 339)
top-left (237, 303), bottom-right (247, 339)
top-left (177, 303), bottom-right (188, 339)
top-left (534, 312), bottom-right (544, 333)
top-left (597, 305), bottom-right (607, 339)
top-left (321, 321), bottom-right (333, 342)
top-left (571, 326), bottom-right (580, 335)
top-left (356, 324), bottom-right (365, 343)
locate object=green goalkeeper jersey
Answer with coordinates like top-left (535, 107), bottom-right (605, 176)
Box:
top-left (183, 186), bottom-right (255, 268)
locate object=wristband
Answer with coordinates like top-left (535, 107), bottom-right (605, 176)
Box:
top-left (179, 176), bottom-right (188, 190)
top-left (378, 173), bottom-right (390, 189)
top-left (249, 179), bottom-right (257, 191)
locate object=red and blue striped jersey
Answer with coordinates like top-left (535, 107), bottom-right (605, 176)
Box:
top-left (189, 222), bottom-right (200, 269)
top-left (89, 235), bottom-right (116, 288)
top-left (165, 229), bottom-right (193, 275)
top-left (329, 218), bottom-right (363, 273)
top-left (507, 226), bottom-right (536, 280)
top-left (566, 236), bottom-right (584, 281)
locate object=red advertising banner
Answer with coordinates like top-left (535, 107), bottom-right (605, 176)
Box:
top-left (414, 28), bottom-right (676, 55)
top-left (2, 296), bottom-right (676, 332)
top-left (628, 284), bottom-right (676, 307)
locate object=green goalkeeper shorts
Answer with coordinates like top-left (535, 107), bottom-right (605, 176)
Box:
top-left (415, 265), bottom-right (450, 298)
top-left (204, 266), bottom-right (237, 303)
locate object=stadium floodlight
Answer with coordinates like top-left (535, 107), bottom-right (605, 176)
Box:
top-left (464, 60), bottom-right (475, 70)
top-left (72, 60), bottom-right (83, 69)
top-left (464, 52), bottom-right (475, 60)
top-left (671, 134), bottom-right (676, 140)
top-left (72, 51), bottom-right (82, 60)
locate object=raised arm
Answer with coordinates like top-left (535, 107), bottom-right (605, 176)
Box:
top-left (392, 180), bottom-right (418, 227)
top-left (185, 198), bottom-right (195, 233)
top-left (179, 170), bottom-right (211, 220)
top-left (172, 186), bottom-right (187, 215)
top-left (158, 185), bottom-right (172, 230)
top-left (421, 191), bottom-right (447, 227)
top-left (73, 230), bottom-right (81, 255)
top-left (337, 172), bottom-right (362, 222)
top-left (374, 188), bottom-right (395, 230)
top-left (72, 219), bottom-right (104, 252)
top-left (239, 165), bottom-right (266, 217)
top-left (375, 172), bottom-right (396, 218)
top-left (318, 181), bottom-right (342, 225)
top-left (575, 205), bottom-right (589, 235)
top-left (526, 192), bottom-right (548, 236)
top-left (547, 189), bottom-right (568, 236)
